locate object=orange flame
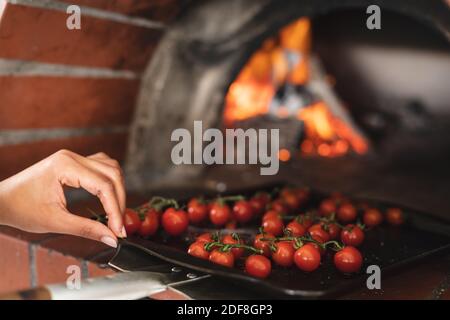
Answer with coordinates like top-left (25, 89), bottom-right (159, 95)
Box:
top-left (223, 17), bottom-right (368, 158)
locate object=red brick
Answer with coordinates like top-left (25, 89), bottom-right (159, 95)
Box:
top-left (87, 262), bottom-right (116, 278)
top-left (35, 246), bottom-right (81, 286)
top-left (0, 3), bottom-right (162, 70)
top-left (0, 233), bottom-right (30, 294)
top-left (60, 0), bottom-right (183, 23)
top-left (0, 77), bottom-right (139, 129)
top-left (0, 132), bottom-right (128, 180)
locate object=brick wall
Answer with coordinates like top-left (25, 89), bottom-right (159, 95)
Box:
top-left (0, 0), bottom-right (185, 181)
top-left (0, 0), bottom-right (187, 295)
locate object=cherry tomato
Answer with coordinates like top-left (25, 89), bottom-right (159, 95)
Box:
top-left (250, 193), bottom-right (270, 215)
top-left (319, 198), bottom-right (336, 217)
top-left (341, 225), bottom-right (365, 247)
top-left (187, 198), bottom-right (208, 224)
top-left (209, 249), bottom-right (234, 268)
top-left (188, 241), bottom-right (210, 260)
top-left (222, 234), bottom-right (244, 259)
top-left (262, 216), bottom-right (284, 236)
top-left (271, 199), bottom-right (289, 214)
top-left (298, 214), bottom-right (313, 229)
top-left (245, 255), bottom-right (271, 279)
top-left (225, 220), bottom-right (237, 229)
top-left (138, 209), bottom-right (159, 237)
top-left (280, 188), bottom-right (301, 210)
top-left (123, 208), bottom-right (141, 235)
top-left (249, 198), bottom-right (265, 216)
top-left (337, 202), bottom-right (357, 223)
top-left (386, 208), bottom-right (404, 226)
top-left (308, 223), bottom-right (331, 242)
top-left (286, 220), bottom-right (306, 237)
top-left (232, 200), bottom-right (254, 223)
top-left (308, 239), bottom-right (326, 256)
top-left (161, 208), bottom-right (189, 236)
top-left (363, 208), bottom-right (383, 227)
top-left (294, 243), bottom-right (321, 272)
top-left (209, 202), bottom-right (232, 226)
top-left (334, 246), bottom-right (363, 273)
top-left (262, 210), bottom-right (281, 221)
top-left (280, 187), bottom-right (295, 199)
top-left (272, 241), bottom-right (295, 267)
top-left (196, 232), bottom-right (213, 243)
top-left (295, 188), bottom-right (310, 205)
top-left (321, 222), bottom-right (341, 240)
top-left (253, 233), bottom-right (275, 257)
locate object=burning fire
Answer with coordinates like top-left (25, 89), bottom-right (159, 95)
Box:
top-left (223, 18), bottom-right (368, 158)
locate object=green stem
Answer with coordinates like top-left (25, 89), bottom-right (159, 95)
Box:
top-left (204, 241), bottom-right (263, 255)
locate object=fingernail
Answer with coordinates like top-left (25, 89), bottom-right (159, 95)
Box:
top-left (121, 226), bottom-right (127, 238)
top-left (101, 236), bottom-right (117, 248)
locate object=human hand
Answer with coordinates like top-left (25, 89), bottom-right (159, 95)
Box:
top-left (0, 150), bottom-right (127, 248)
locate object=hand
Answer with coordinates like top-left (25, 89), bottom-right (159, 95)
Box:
top-left (0, 150), bottom-right (127, 248)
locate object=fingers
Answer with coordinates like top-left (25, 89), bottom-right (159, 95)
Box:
top-left (57, 156), bottom-right (125, 238)
top-left (50, 208), bottom-right (118, 248)
top-left (86, 153), bottom-right (126, 214)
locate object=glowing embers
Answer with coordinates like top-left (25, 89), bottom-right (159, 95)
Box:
top-left (298, 102), bottom-right (368, 157)
top-left (223, 17), bottom-right (368, 158)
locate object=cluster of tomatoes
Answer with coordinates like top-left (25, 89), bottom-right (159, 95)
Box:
top-left (120, 187), bottom-right (404, 280)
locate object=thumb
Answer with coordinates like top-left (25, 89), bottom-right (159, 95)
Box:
top-left (50, 209), bottom-right (118, 248)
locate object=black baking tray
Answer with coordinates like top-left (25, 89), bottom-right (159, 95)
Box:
top-left (122, 183), bottom-right (450, 298)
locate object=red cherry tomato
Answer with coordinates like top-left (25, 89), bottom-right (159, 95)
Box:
top-left (196, 232), bottom-right (213, 243)
top-left (337, 202), bottom-right (357, 223)
top-left (271, 199), bottom-right (289, 214)
top-left (280, 188), bottom-right (301, 210)
top-left (187, 198), bottom-right (209, 224)
top-left (253, 233), bottom-right (275, 257)
top-left (123, 208), bottom-right (141, 235)
top-left (225, 219), bottom-right (237, 229)
top-left (363, 208), bottom-right (383, 227)
top-left (298, 214), bottom-right (313, 229)
top-left (272, 241), bottom-right (295, 267)
top-left (308, 223), bottom-right (331, 242)
top-left (209, 249), bottom-right (234, 268)
top-left (188, 241), bottom-right (210, 260)
top-left (286, 220), bottom-right (306, 237)
top-left (250, 193), bottom-right (270, 215)
top-left (341, 225), bottom-right (365, 247)
top-left (319, 198), bottom-right (336, 217)
top-left (161, 208), bottom-right (189, 236)
top-left (245, 255), bottom-right (271, 279)
top-left (295, 188), bottom-right (310, 205)
top-left (386, 208), bottom-right (404, 226)
top-left (262, 216), bottom-right (284, 236)
top-left (232, 200), bottom-right (254, 223)
top-left (321, 222), bottom-right (341, 240)
top-left (138, 209), bottom-right (159, 237)
top-left (294, 243), bottom-right (321, 272)
top-left (262, 210), bottom-right (281, 221)
top-left (209, 202), bottom-right (232, 226)
top-left (334, 246), bottom-right (363, 273)
top-left (222, 234), bottom-right (244, 259)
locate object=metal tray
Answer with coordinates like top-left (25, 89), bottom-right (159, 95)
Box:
top-left (122, 184), bottom-right (450, 298)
